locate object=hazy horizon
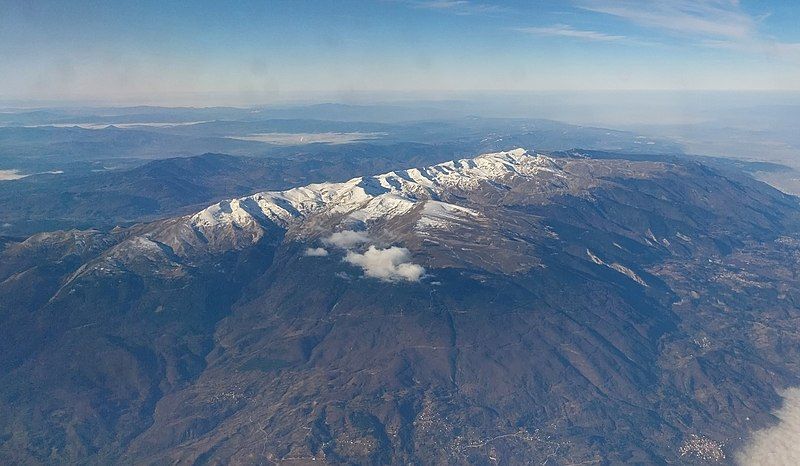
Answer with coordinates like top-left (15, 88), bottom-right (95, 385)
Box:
top-left (4, 88), bottom-right (800, 108)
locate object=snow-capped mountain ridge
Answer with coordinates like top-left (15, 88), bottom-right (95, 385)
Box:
top-left (189, 148), bottom-right (555, 242)
top-left (60, 148), bottom-right (562, 279)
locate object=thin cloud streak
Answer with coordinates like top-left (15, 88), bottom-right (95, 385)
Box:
top-left (703, 37), bottom-right (800, 63)
top-left (417, 0), bottom-right (470, 9)
top-left (575, 0), bottom-right (800, 62)
top-left (575, 0), bottom-right (757, 39)
top-left (515, 24), bottom-right (629, 43)
top-left (400, 0), bottom-right (508, 15)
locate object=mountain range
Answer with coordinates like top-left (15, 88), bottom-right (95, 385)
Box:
top-left (2, 148), bottom-right (800, 464)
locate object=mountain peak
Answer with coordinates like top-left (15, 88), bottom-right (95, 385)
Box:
top-left (186, 148), bottom-right (554, 244)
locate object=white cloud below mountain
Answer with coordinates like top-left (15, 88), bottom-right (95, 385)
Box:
top-left (321, 230), bottom-right (426, 282)
top-left (345, 246), bottom-right (425, 282)
top-left (324, 230), bottom-right (371, 249)
top-left (304, 247), bottom-right (329, 257)
top-left (737, 387), bottom-right (800, 465)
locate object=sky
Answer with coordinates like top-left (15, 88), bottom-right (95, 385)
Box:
top-left (2, 0), bottom-right (800, 104)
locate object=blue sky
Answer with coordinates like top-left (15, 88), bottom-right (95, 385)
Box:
top-left (1, 0), bottom-right (799, 104)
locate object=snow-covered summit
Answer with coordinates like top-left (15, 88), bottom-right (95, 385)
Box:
top-left (187, 148), bottom-right (557, 245)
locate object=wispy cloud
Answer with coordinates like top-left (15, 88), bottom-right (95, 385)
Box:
top-left (398, 0), bottom-right (507, 15)
top-left (572, 0), bottom-right (800, 62)
top-left (515, 24), bottom-right (628, 43)
top-left (417, 0), bottom-right (470, 9)
top-left (703, 37), bottom-right (800, 62)
top-left (575, 0), bottom-right (757, 39)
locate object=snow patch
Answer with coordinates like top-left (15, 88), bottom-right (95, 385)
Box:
top-left (416, 200), bottom-right (481, 231)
